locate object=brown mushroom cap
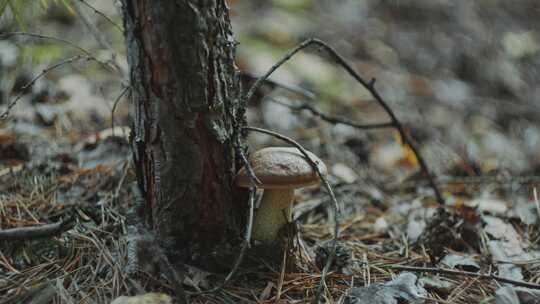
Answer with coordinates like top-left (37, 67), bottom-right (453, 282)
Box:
top-left (236, 147), bottom-right (327, 189)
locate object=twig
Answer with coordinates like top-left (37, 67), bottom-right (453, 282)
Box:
top-left (72, 1), bottom-right (112, 51)
top-left (0, 55), bottom-right (88, 120)
top-left (242, 126), bottom-right (341, 304)
top-left (113, 160), bottom-right (131, 202)
top-left (0, 217), bottom-right (75, 241)
top-left (77, 0), bottom-right (123, 32)
top-left (270, 97), bottom-right (394, 130)
top-left (388, 265), bottom-right (540, 290)
top-left (1, 32), bottom-right (93, 57)
top-left (242, 38), bottom-right (444, 206)
top-left (240, 71), bottom-right (316, 100)
top-left (72, 0), bottom-right (123, 75)
top-left (111, 85), bottom-right (131, 134)
top-left (0, 32), bottom-right (115, 73)
top-left (534, 188), bottom-right (540, 221)
top-left (388, 175), bottom-right (540, 191)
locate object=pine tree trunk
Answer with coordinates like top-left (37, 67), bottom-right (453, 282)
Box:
top-left (120, 0), bottom-right (242, 268)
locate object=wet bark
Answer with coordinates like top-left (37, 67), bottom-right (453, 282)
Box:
top-left (120, 0), bottom-right (241, 268)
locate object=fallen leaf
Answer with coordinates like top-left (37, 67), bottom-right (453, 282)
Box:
top-left (110, 293), bottom-right (172, 304)
top-left (344, 272), bottom-right (426, 304)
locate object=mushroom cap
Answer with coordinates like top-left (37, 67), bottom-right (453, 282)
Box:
top-left (236, 147), bottom-right (327, 189)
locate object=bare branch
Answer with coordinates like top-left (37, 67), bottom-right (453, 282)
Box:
top-left (0, 218), bottom-right (74, 241)
top-left (388, 265), bottom-right (540, 290)
top-left (242, 38), bottom-right (444, 207)
top-left (270, 97), bottom-right (394, 130)
top-left (1, 32), bottom-right (93, 57)
top-left (77, 0), bottom-right (123, 32)
top-left (111, 85), bottom-right (131, 133)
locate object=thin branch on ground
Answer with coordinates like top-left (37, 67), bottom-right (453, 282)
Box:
top-left (388, 175), bottom-right (540, 192)
top-left (270, 97), bottom-right (395, 130)
top-left (388, 265), bottom-right (540, 290)
top-left (243, 126), bottom-right (341, 304)
top-left (0, 217), bottom-right (75, 241)
top-left (77, 0), bottom-right (123, 32)
top-left (0, 55), bottom-right (90, 120)
top-left (242, 38), bottom-right (444, 206)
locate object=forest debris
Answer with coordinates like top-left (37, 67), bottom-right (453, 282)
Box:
top-left (183, 265), bottom-right (211, 291)
top-left (0, 133), bottom-right (29, 162)
top-left (0, 217), bottom-right (74, 241)
top-left (78, 136), bottom-right (129, 168)
top-left (489, 241), bottom-right (524, 282)
top-left (0, 163), bottom-right (23, 177)
top-left (467, 197), bottom-right (508, 215)
top-left (331, 163), bottom-right (358, 184)
top-left (373, 216), bottom-right (389, 234)
top-left (511, 199), bottom-right (538, 225)
top-left (314, 241), bottom-right (352, 273)
top-left (419, 276), bottom-right (454, 293)
top-left (110, 293), bottom-right (172, 304)
top-left (343, 272), bottom-right (426, 304)
top-left (259, 281), bottom-right (274, 301)
top-left (502, 31), bottom-right (539, 59)
top-left (406, 216), bottom-right (426, 243)
top-left (484, 216), bottom-right (524, 251)
top-left (439, 254), bottom-right (480, 272)
top-left (494, 286), bottom-right (540, 304)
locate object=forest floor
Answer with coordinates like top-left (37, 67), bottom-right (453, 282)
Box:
top-left (1, 1), bottom-right (540, 303)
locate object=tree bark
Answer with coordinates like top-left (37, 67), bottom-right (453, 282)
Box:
top-left (120, 0), bottom-right (241, 268)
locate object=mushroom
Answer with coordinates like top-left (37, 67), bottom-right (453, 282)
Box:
top-left (236, 147), bottom-right (327, 244)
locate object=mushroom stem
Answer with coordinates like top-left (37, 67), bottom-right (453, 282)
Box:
top-left (252, 189), bottom-right (294, 243)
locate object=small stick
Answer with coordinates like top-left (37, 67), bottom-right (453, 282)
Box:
top-left (110, 85), bottom-right (131, 135)
top-left (387, 265), bottom-right (540, 290)
top-left (240, 71), bottom-right (316, 100)
top-left (534, 188), bottom-right (540, 221)
top-left (1, 32), bottom-right (93, 58)
top-left (271, 98), bottom-right (394, 130)
top-left (0, 32), bottom-right (115, 72)
top-left (0, 217), bottom-right (75, 241)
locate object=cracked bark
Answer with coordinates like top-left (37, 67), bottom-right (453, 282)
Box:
top-left (120, 0), bottom-right (242, 269)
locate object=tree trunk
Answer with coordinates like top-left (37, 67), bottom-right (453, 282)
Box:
top-left (120, 0), bottom-right (242, 268)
